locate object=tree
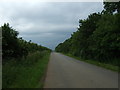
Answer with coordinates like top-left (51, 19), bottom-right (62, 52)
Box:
top-left (103, 2), bottom-right (120, 14)
top-left (55, 2), bottom-right (120, 66)
top-left (2, 23), bottom-right (19, 58)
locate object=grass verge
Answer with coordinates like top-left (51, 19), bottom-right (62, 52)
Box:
top-left (3, 51), bottom-right (51, 88)
top-left (62, 53), bottom-right (119, 72)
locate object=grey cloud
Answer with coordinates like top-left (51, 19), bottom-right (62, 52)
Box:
top-left (0, 2), bottom-right (103, 49)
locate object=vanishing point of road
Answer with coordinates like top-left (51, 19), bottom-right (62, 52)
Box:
top-left (44, 52), bottom-right (118, 88)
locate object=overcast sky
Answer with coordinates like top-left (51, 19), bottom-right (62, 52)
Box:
top-left (0, 1), bottom-right (104, 50)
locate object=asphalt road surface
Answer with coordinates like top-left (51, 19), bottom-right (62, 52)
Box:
top-left (44, 52), bottom-right (118, 88)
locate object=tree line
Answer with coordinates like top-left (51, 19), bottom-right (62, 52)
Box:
top-left (2, 23), bottom-right (51, 62)
top-left (55, 2), bottom-right (120, 66)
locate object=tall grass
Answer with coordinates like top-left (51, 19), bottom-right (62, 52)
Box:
top-left (2, 50), bottom-right (51, 88)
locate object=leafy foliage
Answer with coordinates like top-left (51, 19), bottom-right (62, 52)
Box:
top-left (2, 23), bottom-right (19, 58)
